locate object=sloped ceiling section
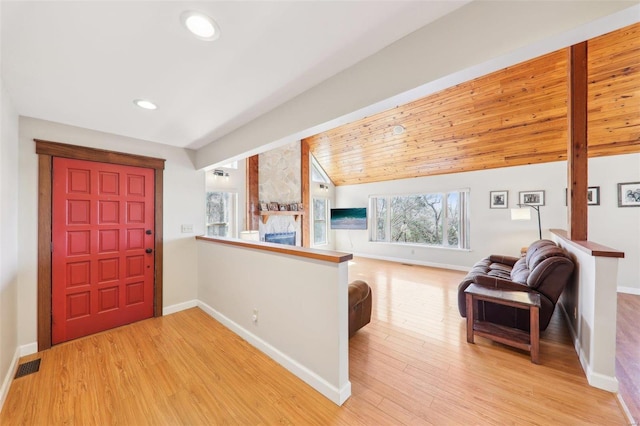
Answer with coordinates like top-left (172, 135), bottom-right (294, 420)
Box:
top-left (305, 23), bottom-right (640, 186)
top-left (0, 1), bottom-right (468, 149)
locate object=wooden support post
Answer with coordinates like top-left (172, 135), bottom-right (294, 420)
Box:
top-left (246, 155), bottom-right (260, 231)
top-left (567, 42), bottom-right (588, 241)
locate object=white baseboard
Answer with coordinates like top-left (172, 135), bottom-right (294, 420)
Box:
top-left (617, 393), bottom-right (637, 426)
top-left (163, 299), bottom-right (198, 316)
top-left (0, 342), bottom-right (39, 413)
top-left (0, 342), bottom-right (38, 411)
top-left (559, 304), bottom-right (619, 393)
top-left (617, 286), bottom-right (640, 296)
top-left (351, 252), bottom-right (471, 272)
top-left (196, 300), bottom-right (349, 405)
top-left (19, 342), bottom-right (37, 357)
top-left (0, 347), bottom-right (20, 413)
top-left (587, 369), bottom-right (619, 393)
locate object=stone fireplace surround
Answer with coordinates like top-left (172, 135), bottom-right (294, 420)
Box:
top-left (258, 142), bottom-right (302, 245)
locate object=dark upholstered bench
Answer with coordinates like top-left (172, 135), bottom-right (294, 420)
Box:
top-left (348, 280), bottom-right (372, 337)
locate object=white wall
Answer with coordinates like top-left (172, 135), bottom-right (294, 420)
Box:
top-left (335, 154), bottom-right (640, 292)
top-left (17, 117), bottom-right (205, 346)
top-left (197, 240), bottom-right (350, 405)
top-left (588, 154), bottom-right (640, 294)
top-left (195, 2), bottom-right (637, 169)
top-left (0, 78), bottom-right (20, 409)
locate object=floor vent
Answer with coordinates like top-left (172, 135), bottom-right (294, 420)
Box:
top-left (14, 359), bottom-right (41, 379)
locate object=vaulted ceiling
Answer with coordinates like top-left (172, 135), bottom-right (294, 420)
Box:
top-left (0, 1), bottom-right (468, 149)
top-left (304, 23), bottom-right (640, 186)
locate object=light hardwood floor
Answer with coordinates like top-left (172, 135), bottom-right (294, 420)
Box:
top-left (617, 293), bottom-right (640, 425)
top-left (1, 257), bottom-right (632, 425)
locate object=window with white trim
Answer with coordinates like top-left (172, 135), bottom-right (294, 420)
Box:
top-left (313, 198), bottom-right (328, 245)
top-left (205, 191), bottom-right (237, 238)
top-left (370, 190), bottom-right (469, 249)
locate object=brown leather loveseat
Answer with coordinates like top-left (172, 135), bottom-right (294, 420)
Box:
top-left (458, 240), bottom-right (574, 331)
top-left (349, 280), bottom-right (372, 337)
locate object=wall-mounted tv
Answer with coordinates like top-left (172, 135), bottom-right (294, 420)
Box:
top-left (330, 208), bottom-right (367, 230)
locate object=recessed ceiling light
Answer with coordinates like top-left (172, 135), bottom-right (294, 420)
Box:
top-left (181, 10), bottom-right (220, 41)
top-left (393, 125), bottom-right (405, 135)
top-left (133, 99), bottom-right (158, 110)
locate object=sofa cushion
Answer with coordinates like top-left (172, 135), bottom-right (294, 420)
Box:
top-left (528, 245), bottom-right (568, 271)
top-left (525, 239), bottom-right (556, 265)
top-left (488, 269), bottom-right (512, 280)
top-left (510, 257), bottom-right (529, 284)
top-left (489, 263), bottom-right (512, 274)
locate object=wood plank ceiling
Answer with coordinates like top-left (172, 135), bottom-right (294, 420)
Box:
top-left (304, 23), bottom-right (639, 186)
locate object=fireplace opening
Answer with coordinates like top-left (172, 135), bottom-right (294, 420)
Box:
top-left (264, 232), bottom-right (296, 246)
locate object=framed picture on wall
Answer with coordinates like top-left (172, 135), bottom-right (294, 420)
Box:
top-left (260, 202), bottom-right (269, 211)
top-left (519, 190), bottom-right (545, 206)
top-left (587, 186), bottom-right (600, 206)
top-left (564, 186), bottom-right (600, 206)
top-left (618, 182), bottom-right (640, 207)
top-left (490, 191), bottom-right (508, 209)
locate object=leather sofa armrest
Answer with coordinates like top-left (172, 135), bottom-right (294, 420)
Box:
top-left (488, 255), bottom-right (520, 267)
top-left (473, 274), bottom-right (534, 293)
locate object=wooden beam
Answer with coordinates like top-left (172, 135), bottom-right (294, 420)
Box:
top-left (301, 141), bottom-right (310, 247)
top-left (246, 155), bottom-right (260, 231)
top-left (567, 42), bottom-right (589, 241)
top-left (37, 154), bottom-right (53, 351)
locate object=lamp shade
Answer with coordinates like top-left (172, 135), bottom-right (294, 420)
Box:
top-left (511, 208), bottom-right (531, 221)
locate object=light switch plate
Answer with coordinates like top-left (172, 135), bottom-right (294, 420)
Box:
top-left (181, 224), bottom-right (194, 233)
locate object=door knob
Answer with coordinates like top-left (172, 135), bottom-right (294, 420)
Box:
top-left (146, 248), bottom-right (153, 254)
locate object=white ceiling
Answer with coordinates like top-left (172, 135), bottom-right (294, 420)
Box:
top-left (1, 1), bottom-right (469, 150)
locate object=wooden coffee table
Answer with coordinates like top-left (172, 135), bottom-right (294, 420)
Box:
top-left (464, 283), bottom-right (542, 364)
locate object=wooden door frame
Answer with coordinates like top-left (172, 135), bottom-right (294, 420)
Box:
top-left (35, 139), bottom-right (166, 351)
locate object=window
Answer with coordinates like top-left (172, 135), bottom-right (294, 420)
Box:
top-left (205, 191), bottom-right (237, 237)
top-left (311, 156), bottom-right (330, 183)
top-left (313, 198), bottom-right (328, 245)
top-left (370, 190), bottom-right (469, 249)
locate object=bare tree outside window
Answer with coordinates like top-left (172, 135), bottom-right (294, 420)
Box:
top-left (390, 195), bottom-right (443, 244)
top-left (313, 198), bottom-right (328, 245)
top-left (374, 197), bottom-right (387, 241)
top-left (206, 192), bottom-right (234, 237)
top-left (370, 190), bottom-right (469, 249)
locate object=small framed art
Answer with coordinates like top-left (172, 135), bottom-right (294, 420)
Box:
top-left (519, 190), bottom-right (545, 206)
top-left (618, 182), bottom-right (640, 207)
top-left (587, 186), bottom-right (600, 206)
top-left (490, 191), bottom-right (508, 209)
top-left (565, 186), bottom-right (600, 206)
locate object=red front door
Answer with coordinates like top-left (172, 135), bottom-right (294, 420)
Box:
top-left (52, 157), bottom-right (155, 344)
